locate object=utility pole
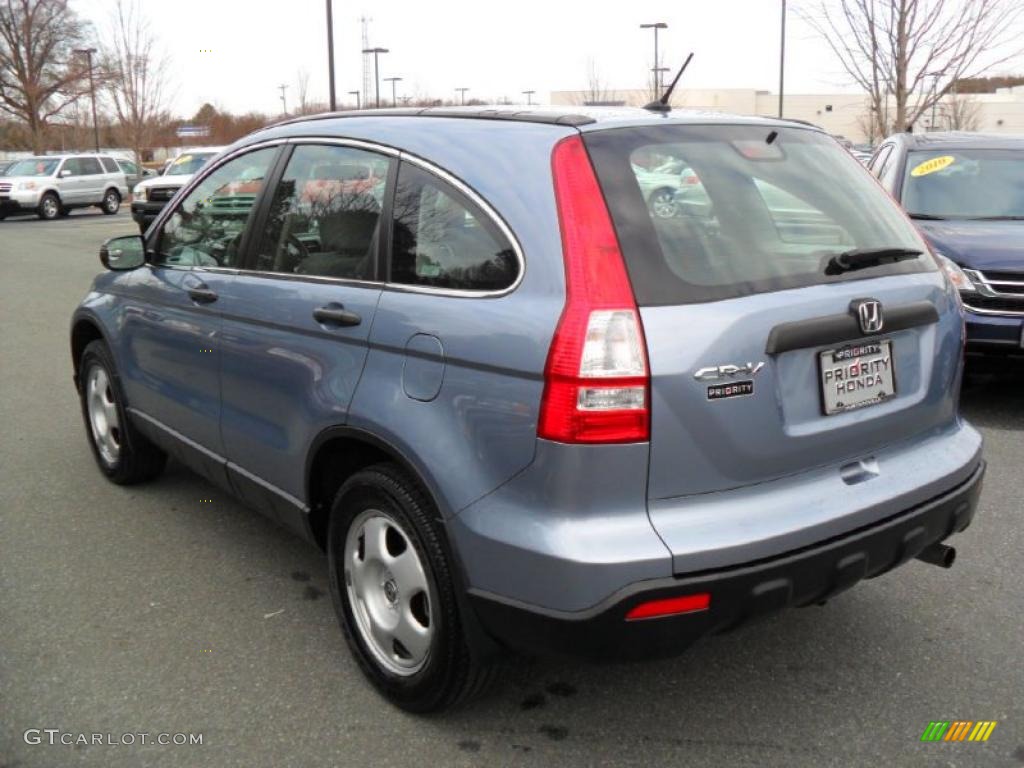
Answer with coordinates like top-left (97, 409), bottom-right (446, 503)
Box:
top-left (325, 0), bottom-right (336, 110)
top-left (362, 47), bottom-right (388, 107)
top-left (73, 48), bottom-right (100, 152)
top-left (778, 0), bottom-right (786, 118)
top-left (522, 89), bottom-right (535, 105)
top-left (348, 90), bottom-right (361, 109)
top-left (640, 22), bottom-right (667, 99)
top-left (652, 67), bottom-right (670, 96)
top-left (456, 87), bottom-right (469, 105)
top-left (278, 83), bottom-right (289, 115)
top-left (927, 72), bottom-right (942, 130)
top-left (384, 76), bottom-right (402, 107)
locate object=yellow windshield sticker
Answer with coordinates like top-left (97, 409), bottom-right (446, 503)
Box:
top-left (911, 155), bottom-right (954, 177)
top-left (175, 154), bottom-right (193, 164)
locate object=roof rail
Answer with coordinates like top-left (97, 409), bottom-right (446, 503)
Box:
top-left (265, 107), bottom-right (597, 131)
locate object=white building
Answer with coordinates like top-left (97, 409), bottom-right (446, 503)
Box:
top-left (549, 86), bottom-right (1024, 145)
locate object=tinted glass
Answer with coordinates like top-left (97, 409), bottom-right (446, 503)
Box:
top-left (390, 163), bottom-right (517, 291)
top-left (75, 157), bottom-right (103, 175)
top-left (585, 124), bottom-right (932, 305)
top-left (156, 148), bottom-right (277, 268)
top-left (118, 159), bottom-right (139, 175)
top-left (7, 158), bottom-right (58, 176)
top-left (253, 144), bottom-right (390, 280)
top-left (100, 157), bottom-right (119, 173)
top-left (901, 148), bottom-right (1024, 219)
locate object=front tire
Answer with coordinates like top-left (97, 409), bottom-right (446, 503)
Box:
top-left (101, 189), bottom-right (121, 215)
top-left (327, 463), bottom-right (497, 712)
top-left (78, 340), bottom-right (166, 484)
top-left (37, 193), bottom-right (60, 220)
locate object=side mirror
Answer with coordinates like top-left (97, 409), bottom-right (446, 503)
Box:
top-left (59, 168), bottom-right (72, 178)
top-left (100, 235), bottom-right (146, 271)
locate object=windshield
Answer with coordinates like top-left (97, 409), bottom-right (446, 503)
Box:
top-left (166, 153), bottom-right (216, 176)
top-left (902, 149), bottom-right (1024, 219)
top-left (585, 124), bottom-right (932, 305)
top-left (7, 158), bottom-right (59, 177)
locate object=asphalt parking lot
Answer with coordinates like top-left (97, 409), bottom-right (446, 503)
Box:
top-left (1, 212), bottom-right (1022, 768)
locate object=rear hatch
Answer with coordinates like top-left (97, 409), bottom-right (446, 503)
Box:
top-left (584, 122), bottom-right (961, 501)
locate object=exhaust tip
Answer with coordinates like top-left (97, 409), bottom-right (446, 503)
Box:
top-left (916, 542), bottom-right (956, 569)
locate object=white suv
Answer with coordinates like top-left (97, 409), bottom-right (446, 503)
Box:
top-left (0, 154), bottom-right (129, 220)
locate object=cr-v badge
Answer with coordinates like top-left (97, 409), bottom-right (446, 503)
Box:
top-left (694, 361), bottom-right (765, 402)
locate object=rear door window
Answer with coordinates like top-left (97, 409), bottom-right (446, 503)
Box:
top-left (584, 124), bottom-right (932, 305)
top-left (252, 143), bottom-right (391, 280)
top-left (76, 157), bottom-right (103, 175)
top-left (389, 162), bottom-right (518, 292)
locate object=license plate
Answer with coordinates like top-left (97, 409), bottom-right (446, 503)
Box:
top-left (819, 340), bottom-right (896, 415)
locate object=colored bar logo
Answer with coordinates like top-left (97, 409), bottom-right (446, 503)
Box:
top-left (921, 721), bottom-right (997, 742)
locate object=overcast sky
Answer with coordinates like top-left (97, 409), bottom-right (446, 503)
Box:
top-left (73, 0), bottom-right (1024, 118)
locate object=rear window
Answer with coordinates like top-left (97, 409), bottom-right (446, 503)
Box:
top-left (584, 124), bottom-right (933, 305)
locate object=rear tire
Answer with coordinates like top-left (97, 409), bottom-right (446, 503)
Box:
top-left (327, 463), bottom-right (498, 712)
top-left (78, 340), bottom-right (167, 485)
top-left (648, 187), bottom-right (678, 218)
top-left (101, 189), bottom-right (121, 215)
top-left (37, 192), bottom-right (60, 220)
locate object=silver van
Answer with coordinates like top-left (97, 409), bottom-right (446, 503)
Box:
top-left (0, 154), bottom-right (129, 220)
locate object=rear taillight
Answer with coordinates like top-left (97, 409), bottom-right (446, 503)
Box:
top-left (538, 136), bottom-right (650, 444)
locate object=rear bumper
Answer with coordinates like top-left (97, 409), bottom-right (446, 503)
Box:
top-left (964, 309), bottom-right (1024, 357)
top-left (470, 461), bottom-right (984, 660)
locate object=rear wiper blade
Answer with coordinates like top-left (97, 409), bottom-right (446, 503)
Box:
top-left (825, 247), bottom-right (922, 275)
top-left (908, 213), bottom-right (946, 220)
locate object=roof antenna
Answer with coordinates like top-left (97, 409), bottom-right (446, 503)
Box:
top-left (643, 52), bottom-right (694, 113)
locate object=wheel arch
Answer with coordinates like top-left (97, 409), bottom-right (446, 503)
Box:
top-left (305, 425), bottom-right (445, 552)
top-left (70, 313), bottom-right (112, 389)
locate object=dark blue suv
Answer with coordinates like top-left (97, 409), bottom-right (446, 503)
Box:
top-left (868, 131), bottom-right (1024, 359)
top-left (72, 107), bottom-right (983, 711)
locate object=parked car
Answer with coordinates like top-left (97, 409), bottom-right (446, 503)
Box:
top-left (0, 160), bottom-right (13, 176)
top-left (130, 147), bottom-right (225, 233)
top-left (113, 156), bottom-right (155, 189)
top-left (72, 106), bottom-right (983, 712)
top-left (0, 154), bottom-right (128, 220)
top-left (631, 156), bottom-right (701, 218)
top-left (868, 131), bottom-right (1024, 360)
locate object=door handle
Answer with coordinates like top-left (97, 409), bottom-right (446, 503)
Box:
top-left (313, 304), bottom-right (361, 327)
top-left (187, 286), bottom-right (218, 304)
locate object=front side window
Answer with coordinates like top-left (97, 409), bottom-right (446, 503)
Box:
top-left (390, 163), bottom-right (518, 291)
top-left (252, 144), bottom-right (390, 280)
top-left (901, 148), bottom-right (1024, 219)
top-left (156, 148), bottom-right (277, 268)
top-left (585, 124), bottom-right (932, 305)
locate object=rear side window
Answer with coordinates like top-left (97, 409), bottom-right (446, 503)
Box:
top-left (252, 144), bottom-right (390, 280)
top-left (389, 163), bottom-right (518, 292)
top-left (584, 124), bottom-right (932, 305)
top-left (99, 157), bottom-right (119, 173)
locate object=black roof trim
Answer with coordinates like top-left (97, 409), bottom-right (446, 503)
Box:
top-left (267, 108), bottom-right (597, 131)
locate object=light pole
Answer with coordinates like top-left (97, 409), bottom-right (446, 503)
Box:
top-left (652, 67), bottom-right (670, 97)
top-left (640, 22), bottom-right (668, 99)
top-left (348, 90), bottom-right (361, 109)
top-left (361, 47), bottom-right (388, 108)
top-left (384, 76), bottom-right (402, 107)
top-left (73, 48), bottom-right (100, 152)
top-left (927, 72), bottom-right (942, 131)
top-left (456, 87), bottom-right (469, 105)
top-left (522, 89), bottom-right (535, 105)
top-left (325, 0), bottom-right (336, 110)
top-left (278, 83), bottom-right (288, 116)
top-left (778, 0), bottom-right (786, 118)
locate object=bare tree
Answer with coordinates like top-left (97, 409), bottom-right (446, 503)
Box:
top-left (946, 93), bottom-right (982, 130)
top-left (801, 0), bottom-right (1024, 135)
top-left (102, 0), bottom-right (170, 164)
top-left (0, 0), bottom-right (91, 153)
top-left (580, 58), bottom-right (611, 106)
top-left (296, 67), bottom-right (311, 114)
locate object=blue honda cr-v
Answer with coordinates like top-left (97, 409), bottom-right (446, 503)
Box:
top-left (868, 131), bottom-right (1024, 361)
top-left (71, 106), bottom-right (984, 712)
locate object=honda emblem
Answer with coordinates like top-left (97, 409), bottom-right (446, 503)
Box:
top-left (851, 299), bottom-right (884, 334)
